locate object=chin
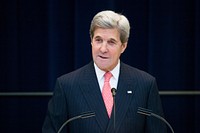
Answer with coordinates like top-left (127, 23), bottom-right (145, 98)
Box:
top-left (96, 64), bottom-right (109, 71)
top-left (98, 66), bottom-right (107, 71)
top-left (95, 60), bottom-right (112, 70)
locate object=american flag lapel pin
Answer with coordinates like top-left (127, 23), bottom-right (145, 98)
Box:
top-left (127, 90), bottom-right (132, 94)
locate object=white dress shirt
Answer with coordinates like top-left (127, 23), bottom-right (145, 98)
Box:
top-left (94, 61), bottom-right (120, 92)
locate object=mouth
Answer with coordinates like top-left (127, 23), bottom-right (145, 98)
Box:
top-left (99, 55), bottom-right (109, 59)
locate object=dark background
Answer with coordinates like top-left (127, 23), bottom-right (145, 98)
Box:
top-left (0, 0), bottom-right (199, 132)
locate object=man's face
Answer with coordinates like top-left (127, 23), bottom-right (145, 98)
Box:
top-left (91, 28), bottom-right (127, 71)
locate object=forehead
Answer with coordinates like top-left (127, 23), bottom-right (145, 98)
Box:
top-left (93, 28), bottom-right (120, 40)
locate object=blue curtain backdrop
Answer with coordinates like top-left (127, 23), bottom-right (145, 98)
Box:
top-left (0, 0), bottom-right (199, 132)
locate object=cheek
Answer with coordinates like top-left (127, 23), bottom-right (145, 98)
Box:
top-left (92, 47), bottom-right (99, 56)
top-left (115, 49), bottom-right (123, 56)
top-left (92, 46), bottom-right (97, 53)
top-left (111, 51), bottom-right (121, 60)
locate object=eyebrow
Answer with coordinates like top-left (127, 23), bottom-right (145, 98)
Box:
top-left (94, 36), bottom-right (118, 42)
top-left (94, 36), bottom-right (101, 39)
top-left (109, 38), bottom-right (118, 43)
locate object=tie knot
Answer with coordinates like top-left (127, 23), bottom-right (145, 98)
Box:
top-left (104, 72), bottom-right (112, 82)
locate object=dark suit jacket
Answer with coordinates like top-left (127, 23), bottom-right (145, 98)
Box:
top-left (42, 61), bottom-right (167, 133)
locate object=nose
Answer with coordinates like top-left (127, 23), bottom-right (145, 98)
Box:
top-left (100, 42), bottom-right (108, 53)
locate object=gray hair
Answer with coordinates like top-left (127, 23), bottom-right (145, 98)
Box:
top-left (90, 10), bottom-right (130, 43)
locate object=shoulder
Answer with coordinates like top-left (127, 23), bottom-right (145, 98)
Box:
top-left (57, 62), bottom-right (94, 82)
top-left (121, 62), bottom-right (156, 81)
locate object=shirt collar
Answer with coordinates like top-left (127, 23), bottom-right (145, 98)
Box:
top-left (94, 60), bottom-right (120, 81)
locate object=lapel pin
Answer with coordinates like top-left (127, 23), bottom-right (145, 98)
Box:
top-left (127, 91), bottom-right (132, 94)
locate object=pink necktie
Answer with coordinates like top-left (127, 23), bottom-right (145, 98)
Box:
top-left (102, 72), bottom-right (113, 118)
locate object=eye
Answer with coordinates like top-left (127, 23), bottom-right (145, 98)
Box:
top-left (94, 38), bottom-right (103, 43)
top-left (107, 40), bottom-right (117, 46)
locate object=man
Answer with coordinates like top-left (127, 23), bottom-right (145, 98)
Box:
top-left (43, 10), bottom-right (167, 133)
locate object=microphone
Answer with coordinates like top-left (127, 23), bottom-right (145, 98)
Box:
top-left (111, 88), bottom-right (117, 132)
top-left (57, 111), bottom-right (95, 133)
top-left (111, 88), bottom-right (117, 97)
top-left (137, 107), bottom-right (174, 133)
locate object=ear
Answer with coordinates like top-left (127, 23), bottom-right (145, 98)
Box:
top-left (121, 42), bottom-right (127, 53)
top-left (90, 36), bottom-right (93, 46)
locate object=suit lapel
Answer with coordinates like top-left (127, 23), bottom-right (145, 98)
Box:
top-left (79, 62), bottom-right (109, 132)
top-left (106, 63), bottom-right (137, 133)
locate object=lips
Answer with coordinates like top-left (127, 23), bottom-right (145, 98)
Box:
top-left (99, 55), bottom-right (108, 59)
